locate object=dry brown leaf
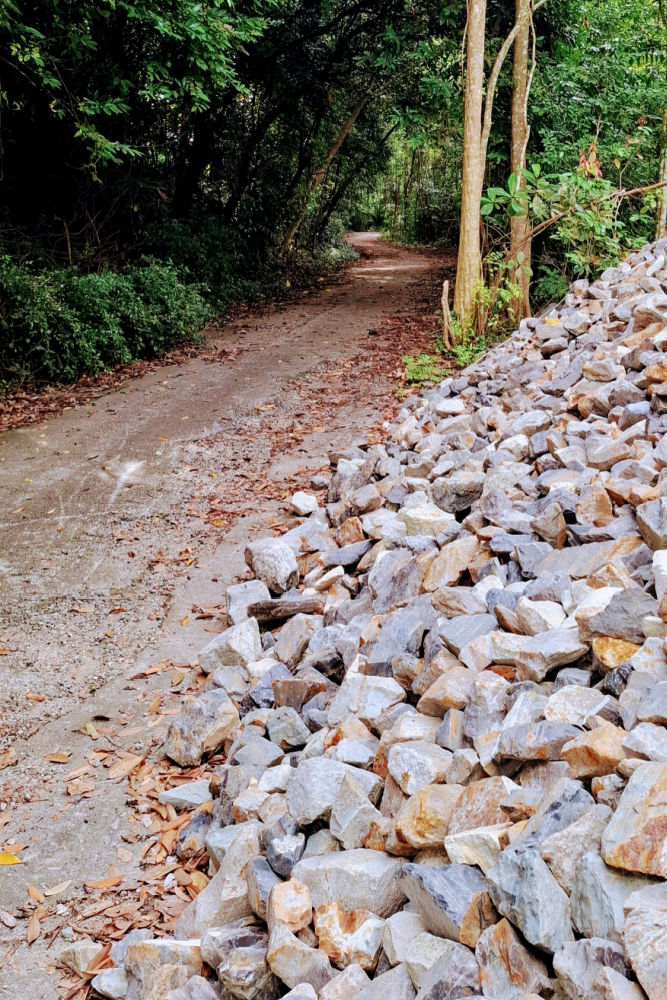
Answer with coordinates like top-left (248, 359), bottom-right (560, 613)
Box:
top-left (189, 870), bottom-right (209, 894)
top-left (66, 764), bottom-right (92, 780)
top-left (180, 616), bottom-right (189, 627)
top-left (148, 694), bottom-right (162, 714)
top-left (67, 776), bottom-right (96, 797)
top-left (43, 880), bottom-right (71, 896)
top-left (116, 847), bottom-right (133, 864)
top-left (84, 865), bottom-right (124, 891)
top-left (107, 755), bottom-right (142, 780)
top-left (70, 605), bottom-right (95, 614)
top-left (44, 752), bottom-right (70, 764)
top-left (28, 885), bottom-right (44, 904)
top-left (85, 941), bottom-right (112, 973)
top-left (26, 913), bottom-right (41, 944)
top-left (25, 692), bottom-right (46, 702)
top-left (170, 670), bottom-right (184, 686)
top-left (0, 748), bottom-right (17, 770)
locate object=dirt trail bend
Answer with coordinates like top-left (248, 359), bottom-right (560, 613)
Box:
top-left (0, 233), bottom-right (450, 998)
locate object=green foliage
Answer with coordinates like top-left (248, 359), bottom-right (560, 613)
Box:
top-left (532, 266), bottom-right (570, 305)
top-left (449, 337), bottom-right (486, 367)
top-left (0, 258), bottom-right (208, 386)
top-left (402, 352), bottom-right (451, 385)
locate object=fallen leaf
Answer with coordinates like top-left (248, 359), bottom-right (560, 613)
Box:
top-left (0, 852), bottom-right (20, 866)
top-left (67, 776), bottom-right (96, 797)
top-left (70, 605), bottom-right (94, 614)
top-left (85, 865), bottom-right (124, 891)
top-left (44, 752), bottom-right (70, 764)
top-left (180, 616), bottom-right (189, 627)
top-left (107, 755), bottom-right (142, 780)
top-left (43, 880), bottom-right (71, 896)
top-left (116, 847), bottom-right (133, 864)
top-left (108, 607), bottom-right (126, 615)
top-left (25, 692), bottom-right (46, 702)
top-left (28, 885), bottom-right (45, 904)
top-left (84, 722), bottom-right (99, 739)
top-left (25, 913), bottom-right (41, 945)
top-left (170, 670), bottom-right (184, 686)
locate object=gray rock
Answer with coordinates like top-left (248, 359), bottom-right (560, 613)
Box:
top-left (158, 779), bottom-right (212, 811)
top-left (291, 849), bottom-right (405, 918)
top-left (636, 497), bottom-right (667, 550)
top-left (202, 620), bottom-right (262, 675)
top-left (266, 832), bottom-right (305, 877)
top-left (355, 964), bottom-right (416, 1000)
top-left (164, 688), bottom-right (239, 766)
top-left (247, 856), bottom-right (281, 920)
top-left (587, 589), bottom-right (659, 643)
top-left (201, 917), bottom-right (278, 999)
top-left (399, 863), bottom-right (495, 946)
top-left (246, 537), bottom-right (300, 593)
top-left (432, 471), bottom-right (485, 513)
top-left (286, 758), bottom-right (381, 826)
top-left (487, 847), bottom-right (573, 954)
top-left (515, 628), bottom-right (589, 681)
top-left (412, 946), bottom-right (480, 999)
top-left (266, 707), bottom-right (311, 749)
top-left (553, 938), bottom-right (629, 1000)
top-left (622, 881), bottom-right (667, 1000)
top-left (570, 851), bottom-right (655, 943)
top-left (227, 580), bottom-right (271, 625)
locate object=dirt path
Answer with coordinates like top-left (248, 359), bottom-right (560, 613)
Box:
top-left (0, 233), bottom-right (452, 997)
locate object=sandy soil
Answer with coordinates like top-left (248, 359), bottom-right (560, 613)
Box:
top-left (0, 233), bottom-right (452, 997)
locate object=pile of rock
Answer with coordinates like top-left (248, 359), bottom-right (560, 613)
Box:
top-left (90, 239), bottom-right (667, 1000)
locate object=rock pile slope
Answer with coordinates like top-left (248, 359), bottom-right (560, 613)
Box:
top-left (91, 238), bottom-right (667, 1000)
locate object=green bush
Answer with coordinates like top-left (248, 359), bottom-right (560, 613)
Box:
top-left (142, 217), bottom-right (262, 308)
top-left (0, 257), bottom-right (209, 387)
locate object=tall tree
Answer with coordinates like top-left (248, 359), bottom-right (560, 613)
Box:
top-left (509, 0), bottom-right (532, 317)
top-left (453, 0), bottom-right (487, 330)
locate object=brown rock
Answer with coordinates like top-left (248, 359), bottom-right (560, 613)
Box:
top-left (602, 762), bottom-right (667, 876)
top-left (577, 483), bottom-right (614, 527)
top-left (313, 903), bottom-right (384, 971)
top-left (417, 666), bottom-right (475, 715)
top-left (268, 879), bottom-right (312, 934)
top-left (447, 776), bottom-right (519, 835)
top-left (476, 918), bottom-right (550, 997)
top-left (423, 535), bottom-right (481, 590)
top-left (592, 637), bottom-right (642, 670)
top-left (562, 725), bottom-right (631, 779)
top-left (390, 783), bottom-right (463, 851)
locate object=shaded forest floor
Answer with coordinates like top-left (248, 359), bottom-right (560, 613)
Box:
top-left (0, 233), bottom-right (455, 998)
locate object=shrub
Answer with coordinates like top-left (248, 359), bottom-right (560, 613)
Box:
top-left (0, 257), bottom-right (209, 387)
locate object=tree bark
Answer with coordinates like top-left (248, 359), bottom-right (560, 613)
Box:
top-left (281, 95), bottom-right (369, 252)
top-left (509, 0), bottom-right (532, 318)
top-left (657, 106), bottom-right (667, 239)
top-left (453, 0), bottom-right (487, 330)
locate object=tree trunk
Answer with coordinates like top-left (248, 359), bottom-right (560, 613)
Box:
top-left (657, 106), bottom-right (667, 239)
top-left (281, 95), bottom-right (369, 252)
top-left (453, 0), bottom-right (487, 331)
top-left (509, 0), bottom-right (532, 318)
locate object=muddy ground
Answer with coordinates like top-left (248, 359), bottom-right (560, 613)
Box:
top-left (0, 233), bottom-right (453, 997)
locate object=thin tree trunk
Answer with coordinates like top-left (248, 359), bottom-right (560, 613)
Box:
top-left (453, 0), bottom-right (487, 331)
top-left (509, 0), bottom-right (532, 318)
top-left (281, 95), bottom-right (369, 252)
top-left (657, 107), bottom-right (667, 239)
